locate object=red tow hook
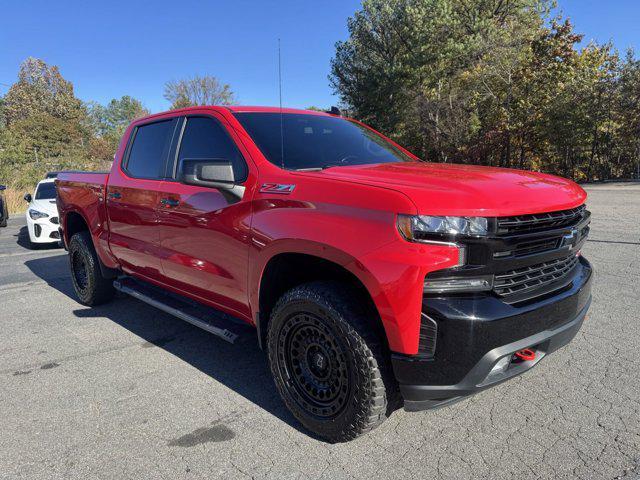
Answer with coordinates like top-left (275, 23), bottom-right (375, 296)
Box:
top-left (514, 348), bottom-right (536, 362)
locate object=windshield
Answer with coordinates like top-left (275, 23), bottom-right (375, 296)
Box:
top-left (35, 182), bottom-right (56, 200)
top-left (234, 113), bottom-right (415, 170)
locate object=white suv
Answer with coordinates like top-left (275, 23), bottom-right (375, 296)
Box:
top-left (24, 178), bottom-right (60, 247)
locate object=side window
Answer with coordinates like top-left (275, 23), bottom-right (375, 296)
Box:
top-left (126, 119), bottom-right (176, 179)
top-left (177, 116), bottom-right (247, 181)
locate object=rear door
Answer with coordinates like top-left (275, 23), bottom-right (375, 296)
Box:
top-left (155, 114), bottom-right (254, 319)
top-left (107, 117), bottom-right (180, 279)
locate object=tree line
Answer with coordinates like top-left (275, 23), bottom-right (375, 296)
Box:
top-left (330, 0), bottom-right (640, 181)
top-left (2, 0), bottom-right (639, 197)
top-left (0, 58), bottom-right (235, 191)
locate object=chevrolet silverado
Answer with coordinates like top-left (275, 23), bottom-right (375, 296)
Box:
top-left (56, 106), bottom-right (593, 442)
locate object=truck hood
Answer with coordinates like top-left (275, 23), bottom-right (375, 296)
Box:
top-left (316, 162), bottom-right (586, 216)
top-left (29, 199), bottom-right (59, 217)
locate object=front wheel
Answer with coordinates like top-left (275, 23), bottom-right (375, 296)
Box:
top-left (68, 231), bottom-right (115, 306)
top-left (267, 281), bottom-right (398, 442)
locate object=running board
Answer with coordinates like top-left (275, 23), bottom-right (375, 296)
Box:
top-left (113, 278), bottom-right (240, 344)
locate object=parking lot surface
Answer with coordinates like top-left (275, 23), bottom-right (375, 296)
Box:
top-left (0, 183), bottom-right (639, 480)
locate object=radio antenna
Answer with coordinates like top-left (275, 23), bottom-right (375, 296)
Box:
top-left (278, 38), bottom-right (285, 170)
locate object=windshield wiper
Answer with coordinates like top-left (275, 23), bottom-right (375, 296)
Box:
top-left (294, 164), bottom-right (340, 172)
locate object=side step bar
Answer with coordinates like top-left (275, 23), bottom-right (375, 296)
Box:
top-left (113, 278), bottom-right (240, 344)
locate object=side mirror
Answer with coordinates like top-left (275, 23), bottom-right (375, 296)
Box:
top-left (0, 185), bottom-right (6, 191)
top-left (178, 159), bottom-right (235, 189)
top-left (24, 193), bottom-right (32, 203)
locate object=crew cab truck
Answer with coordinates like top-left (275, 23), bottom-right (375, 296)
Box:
top-left (56, 106), bottom-right (593, 442)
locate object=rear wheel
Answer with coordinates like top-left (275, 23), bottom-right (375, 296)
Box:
top-left (0, 200), bottom-right (7, 227)
top-left (267, 281), bottom-right (398, 442)
top-left (68, 231), bottom-right (115, 306)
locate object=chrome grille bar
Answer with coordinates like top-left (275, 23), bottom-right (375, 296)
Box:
top-left (494, 254), bottom-right (580, 297)
top-left (497, 205), bottom-right (586, 234)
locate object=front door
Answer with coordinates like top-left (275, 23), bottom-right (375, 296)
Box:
top-left (156, 114), bottom-right (253, 319)
top-left (107, 117), bottom-right (179, 279)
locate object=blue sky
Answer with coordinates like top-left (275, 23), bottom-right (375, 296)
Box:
top-left (1, 0), bottom-right (638, 113)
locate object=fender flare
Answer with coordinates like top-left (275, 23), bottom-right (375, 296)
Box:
top-left (63, 208), bottom-right (119, 279)
top-left (249, 238), bottom-right (396, 349)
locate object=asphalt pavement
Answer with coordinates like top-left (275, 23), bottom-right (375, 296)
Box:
top-left (0, 183), bottom-right (638, 479)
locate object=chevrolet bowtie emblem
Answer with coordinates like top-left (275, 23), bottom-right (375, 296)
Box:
top-left (561, 228), bottom-right (578, 248)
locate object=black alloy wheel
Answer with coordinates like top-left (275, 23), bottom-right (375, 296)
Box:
top-left (267, 281), bottom-right (399, 442)
top-left (68, 231), bottom-right (115, 306)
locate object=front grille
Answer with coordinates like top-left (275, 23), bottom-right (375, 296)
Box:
top-left (426, 203), bottom-right (589, 303)
top-left (50, 216), bottom-right (59, 225)
top-left (507, 237), bottom-right (560, 257)
top-left (493, 253), bottom-right (580, 298)
top-left (497, 205), bottom-right (586, 234)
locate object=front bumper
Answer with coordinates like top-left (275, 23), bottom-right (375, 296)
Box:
top-left (27, 216), bottom-right (60, 243)
top-left (393, 256), bottom-right (593, 411)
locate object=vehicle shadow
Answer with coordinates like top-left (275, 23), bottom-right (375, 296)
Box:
top-left (23, 255), bottom-right (308, 437)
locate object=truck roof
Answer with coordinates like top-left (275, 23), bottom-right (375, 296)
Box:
top-left (226, 106), bottom-right (331, 115)
top-left (135, 105), bottom-right (333, 124)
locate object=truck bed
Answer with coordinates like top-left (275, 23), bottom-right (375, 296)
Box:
top-left (57, 170), bottom-right (109, 184)
top-left (56, 171), bottom-right (109, 215)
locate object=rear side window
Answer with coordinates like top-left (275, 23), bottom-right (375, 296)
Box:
top-left (126, 119), bottom-right (177, 179)
top-left (177, 116), bottom-right (247, 181)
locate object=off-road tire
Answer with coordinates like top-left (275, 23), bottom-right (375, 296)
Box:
top-left (267, 281), bottom-right (398, 442)
top-left (0, 202), bottom-right (7, 228)
top-left (68, 231), bottom-right (115, 306)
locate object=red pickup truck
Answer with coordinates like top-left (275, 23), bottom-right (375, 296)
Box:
top-left (56, 106), bottom-right (592, 442)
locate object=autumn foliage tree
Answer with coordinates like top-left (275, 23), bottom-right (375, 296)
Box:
top-left (330, 0), bottom-right (640, 181)
top-left (3, 57), bottom-right (84, 125)
top-left (87, 96), bottom-right (150, 162)
top-left (0, 58), bottom-right (150, 191)
top-left (0, 59), bottom-right (237, 199)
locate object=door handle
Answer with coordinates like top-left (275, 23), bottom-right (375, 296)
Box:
top-left (108, 192), bottom-right (122, 199)
top-left (160, 198), bottom-right (179, 207)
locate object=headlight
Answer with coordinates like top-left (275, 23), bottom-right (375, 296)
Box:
top-left (29, 209), bottom-right (49, 220)
top-left (423, 275), bottom-right (493, 293)
top-left (397, 214), bottom-right (489, 240)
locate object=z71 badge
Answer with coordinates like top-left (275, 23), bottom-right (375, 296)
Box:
top-left (260, 183), bottom-right (296, 194)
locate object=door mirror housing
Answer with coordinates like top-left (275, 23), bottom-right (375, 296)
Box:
top-left (178, 159), bottom-right (235, 189)
top-left (24, 193), bottom-right (32, 203)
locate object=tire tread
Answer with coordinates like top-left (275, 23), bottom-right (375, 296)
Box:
top-left (68, 231), bottom-right (115, 306)
top-left (267, 281), bottom-right (398, 442)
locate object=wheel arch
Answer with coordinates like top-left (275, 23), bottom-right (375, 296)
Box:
top-left (64, 210), bottom-right (119, 279)
top-left (64, 210), bottom-right (90, 241)
top-left (253, 243), bottom-right (393, 351)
